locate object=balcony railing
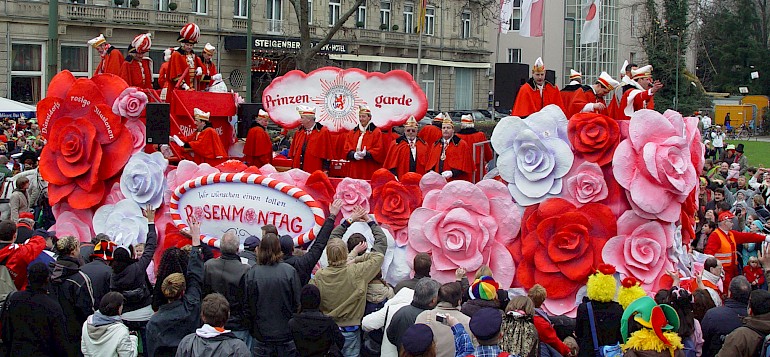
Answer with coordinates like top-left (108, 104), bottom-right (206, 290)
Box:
top-left (267, 19), bottom-right (283, 34)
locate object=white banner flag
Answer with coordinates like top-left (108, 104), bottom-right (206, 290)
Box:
top-left (580, 0), bottom-right (601, 44)
top-left (499, 0), bottom-right (515, 34)
top-left (520, 0), bottom-right (544, 37)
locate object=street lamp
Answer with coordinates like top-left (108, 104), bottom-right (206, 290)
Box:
top-left (670, 34), bottom-right (680, 111)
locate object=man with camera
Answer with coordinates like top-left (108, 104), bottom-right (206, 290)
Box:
top-left (414, 280), bottom-right (474, 357)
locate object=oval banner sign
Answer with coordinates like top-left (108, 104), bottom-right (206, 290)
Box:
top-left (169, 173), bottom-right (326, 246)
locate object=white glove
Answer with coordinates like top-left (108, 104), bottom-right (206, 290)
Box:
top-left (172, 135), bottom-right (184, 146)
top-left (353, 152), bottom-right (364, 161)
top-left (764, 235), bottom-right (770, 243)
top-left (195, 67), bottom-right (203, 76)
top-left (441, 171), bottom-right (453, 178)
top-left (181, 83), bottom-right (190, 90)
top-left (361, 148), bottom-right (367, 157)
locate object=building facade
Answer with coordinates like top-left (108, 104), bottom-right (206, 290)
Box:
top-left (0, 0), bottom-right (492, 111)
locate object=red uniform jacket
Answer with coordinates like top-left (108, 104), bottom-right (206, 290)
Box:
top-left (425, 136), bottom-right (474, 181)
top-left (560, 83), bottom-right (587, 117)
top-left (168, 49), bottom-right (204, 89)
top-left (382, 135), bottom-right (429, 178)
top-left (617, 87), bottom-right (654, 120)
top-left (569, 87), bottom-right (609, 118)
top-left (343, 122), bottom-right (386, 180)
top-left (197, 58), bottom-right (217, 91)
top-left (242, 124), bottom-right (273, 168)
top-left (119, 57), bottom-right (153, 89)
top-left (456, 128), bottom-right (493, 182)
top-left (379, 128), bottom-right (398, 152)
top-left (0, 235), bottom-right (45, 290)
top-left (158, 62), bottom-right (170, 89)
top-left (512, 78), bottom-right (565, 118)
top-left (94, 46), bottom-right (124, 76)
top-left (289, 123), bottom-right (332, 173)
top-left (328, 131), bottom-right (348, 160)
top-left (418, 124), bottom-right (442, 146)
top-left (187, 127), bottom-right (227, 164)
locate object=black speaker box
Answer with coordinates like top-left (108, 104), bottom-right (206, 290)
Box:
top-left (493, 63), bottom-right (530, 115)
top-left (237, 103), bottom-right (263, 139)
top-left (146, 103), bottom-right (170, 144)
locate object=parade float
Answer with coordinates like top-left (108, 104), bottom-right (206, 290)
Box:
top-left (39, 68), bottom-right (702, 317)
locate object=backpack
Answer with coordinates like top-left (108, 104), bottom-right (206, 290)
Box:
top-left (499, 313), bottom-right (539, 357)
top-left (0, 255), bottom-right (17, 309)
top-left (748, 326), bottom-right (770, 357)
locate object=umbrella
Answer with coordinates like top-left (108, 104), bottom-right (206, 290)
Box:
top-left (0, 97), bottom-right (36, 119)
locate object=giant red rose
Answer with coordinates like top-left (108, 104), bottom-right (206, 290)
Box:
top-left (371, 169), bottom-right (422, 244)
top-left (568, 112), bottom-right (620, 166)
top-left (514, 198), bottom-right (616, 299)
top-left (37, 71), bottom-right (133, 209)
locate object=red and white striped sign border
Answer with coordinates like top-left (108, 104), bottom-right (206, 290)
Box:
top-left (169, 173), bottom-right (326, 248)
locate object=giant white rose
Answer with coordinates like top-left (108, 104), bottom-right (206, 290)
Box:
top-left (120, 152), bottom-right (168, 209)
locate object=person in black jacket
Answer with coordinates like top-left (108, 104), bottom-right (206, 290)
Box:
top-left (575, 265), bottom-right (624, 357)
top-left (203, 231), bottom-right (251, 347)
top-left (145, 217), bottom-right (204, 357)
top-left (242, 232), bottom-right (302, 357)
top-left (289, 284), bottom-right (344, 357)
top-left (109, 205), bottom-right (157, 353)
top-left (280, 198), bottom-right (342, 286)
top-left (81, 239), bottom-right (117, 308)
top-left (1, 262), bottom-right (68, 357)
top-left (48, 235), bottom-right (95, 357)
top-left (701, 275), bottom-right (751, 357)
top-left (386, 278), bottom-right (440, 351)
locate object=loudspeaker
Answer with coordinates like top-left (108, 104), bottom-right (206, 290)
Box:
top-left (546, 69), bottom-right (556, 86)
top-left (146, 103), bottom-right (170, 144)
top-left (493, 63), bottom-right (530, 115)
top-left (237, 103), bottom-right (263, 139)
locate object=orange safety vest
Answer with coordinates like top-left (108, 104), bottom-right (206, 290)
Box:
top-left (712, 229), bottom-right (737, 272)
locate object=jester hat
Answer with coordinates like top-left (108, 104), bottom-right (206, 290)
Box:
top-left (621, 296), bottom-right (680, 346)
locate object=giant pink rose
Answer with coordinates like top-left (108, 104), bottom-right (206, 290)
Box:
top-left (124, 119), bottom-right (146, 155)
top-left (612, 109), bottom-right (698, 222)
top-left (602, 210), bottom-right (675, 291)
top-left (112, 87), bottom-right (148, 120)
top-left (51, 202), bottom-right (95, 242)
top-left (563, 160), bottom-right (608, 207)
top-left (165, 160), bottom-right (220, 202)
top-left (333, 178), bottom-right (372, 219)
top-left (407, 179), bottom-right (520, 287)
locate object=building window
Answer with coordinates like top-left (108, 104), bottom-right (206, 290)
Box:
top-left (630, 5), bottom-right (638, 37)
top-left (267, 0), bottom-right (283, 33)
top-left (403, 2), bottom-right (414, 33)
top-left (357, 5), bottom-right (366, 27)
top-left (148, 50), bottom-right (165, 79)
top-left (307, 0), bottom-right (313, 24)
top-left (61, 45), bottom-right (90, 77)
top-left (154, 0), bottom-right (169, 11)
top-left (10, 43), bottom-right (44, 105)
top-left (507, 48), bottom-right (521, 63)
top-left (329, 0), bottom-right (340, 26)
top-left (234, 0), bottom-right (247, 17)
top-left (629, 52), bottom-right (637, 65)
top-left (380, 1), bottom-right (391, 30)
top-left (511, 0), bottom-right (521, 31)
top-left (461, 11), bottom-right (471, 39)
top-left (193, 0), bottom-right (207, 14)
top-left (455, 68), bottom-right (473, 109)
top-left (422, 65), bottom-right (435, 110)
top-left (425, 7), bottom-right (435, 35)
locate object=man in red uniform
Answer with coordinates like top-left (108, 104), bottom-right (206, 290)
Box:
top-left (705, 211), bottom-right (770, 288)
top-left (168, 23), bottom-right (204, 90)
top-left (568, 72), bottom-right (620, 118)
top-left (343, 105), bottom-right (385, 180)
top-left (242, 109), bottom-right (273, 167)
top-left (617, 65), bottom-right (664, 120)
top-left (512, 57), bottom-right (565, 118)
top-left (88, 34), bottom-right (123, 76)
top-left (172, 108), bottom-right (228, 165)
top-left (197, 43), bottom-right (218, 91)
top-left (455, 114), bottom-right (492, 182)
top-left (289, 105), bottom-right (332, 173)
top-left (418, 112), bottom-right (444, 145)
top-left (560, 69), bottom-right (587, 115)
top-left (158, 48), bottom-right (174, 89)
top-left (383, 116), bottom-right (428, 177)
top-left (119, 33), bottom-right (153, 89)
top-left (426, 117), bottom-right (473, 181)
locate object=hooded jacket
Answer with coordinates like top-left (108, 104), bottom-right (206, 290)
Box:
top-left (1, 289), bottom-right (69, 357)
top-left (0, 235), bottom-right (45, 290)
top-left (716, 311), bottom-right (770, 357)
top-left (176, 324), bottom-right (251, 357)
top-left (80, 311), bottom-right (138, 357)
top-left (289, 310), bottom-right (344, 357)
top-left (48, 255), bottom-right (95, 357)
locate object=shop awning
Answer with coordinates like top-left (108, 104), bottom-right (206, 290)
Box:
top-left (0, 97), bottom-right (36, 119)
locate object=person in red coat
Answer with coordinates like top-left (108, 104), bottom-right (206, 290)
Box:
top-left (119, 33), bottom-right (153, 89)
top-left (560, 69), bottom-right (587, 115)
top-left (343, 105), bottom-right (385, 180)
top-left (158, 48), bottom-right (174, 89)
top-left (242, 109), bottom-right (273, 167)
top-left (704, 211), bottom-right (770, 288)
top-left (512, 57), bottom-right (565, 118)
top-left (289, 105), bottom-right (332, 173)
top-left (88, 34), bottom-right (124, 76)
top-left (426, 117), bottom-right (474, 181)
top-left (418, 112), bottom-right (444, 145)
top-left (617, 65), bottom-right (664, 120)
top-left (197, 43), bottom-right (218, 91)
top-left (743, 256), bottom-right (766, 290)
top-left (529, 284), bottom-right (574, 357)
top-left (568, 72), bottom-right (620, 118)
top-left (0, 220), bottom-right (45, 291)
top-left (383, 116), bottom-right (428, 177)
top-left (172, 108), bottom-right (228, 165)
top-left (168, 23), bottom-right (204, 90)
top-left (455, 114), bottom-right (492, 182)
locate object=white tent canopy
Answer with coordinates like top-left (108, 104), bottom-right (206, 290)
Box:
top-left (0, 97), bottom-right (36, 119)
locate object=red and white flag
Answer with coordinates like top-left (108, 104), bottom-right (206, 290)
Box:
top-left (499, 0), bottom-right (515, 34)
top-left (519, 0), bottom-right (543, 37)
top-left (580, 0), bottom-right (601, 44)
